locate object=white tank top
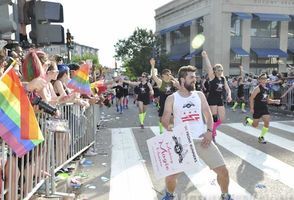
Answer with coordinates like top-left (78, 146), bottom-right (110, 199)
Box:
top-left (173, 91), bottom-right (206, 139)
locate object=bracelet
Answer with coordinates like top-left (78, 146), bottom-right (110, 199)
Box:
top-left (207, 129), bottom-right (213, 133)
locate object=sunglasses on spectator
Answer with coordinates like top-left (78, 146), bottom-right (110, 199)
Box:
top-left (141, 75), bottom-right (146, 78)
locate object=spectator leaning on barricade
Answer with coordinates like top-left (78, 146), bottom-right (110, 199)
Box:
top-left (268, 69), bottom-right (282, 99)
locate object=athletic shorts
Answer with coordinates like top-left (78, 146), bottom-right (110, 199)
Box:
top-left (207, 97), bottom-right (224, 106)
top-left (193, 139), bottom-right (225, 169)
top-left (253, 110), bottom-right (270, 119)
top-left (137, 96), bottom-right (150, 105)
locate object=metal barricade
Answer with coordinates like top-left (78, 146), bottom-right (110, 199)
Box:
top-left (0, 104), bottom-right (100, 199)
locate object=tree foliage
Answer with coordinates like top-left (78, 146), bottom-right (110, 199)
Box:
top-left (114, 28), bottom-right (159, 76)
top-left (71, 53), bottom-right (100, 70)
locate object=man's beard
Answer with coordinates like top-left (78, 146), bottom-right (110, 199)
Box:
top-left (184, 82), bottom-right (195, 91)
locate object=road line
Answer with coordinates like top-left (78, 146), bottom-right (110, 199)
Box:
top-left (227, 123), bottom-right (294, 153)
top-left (110, 128), bottom-right (157, 200)
top-left (217, 130), bottom-right (294, 189)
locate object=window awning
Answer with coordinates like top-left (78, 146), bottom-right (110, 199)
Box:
top-left (233, 12), bottom-right (252, 20)
top-left (231, 47), bottom-right (249, 57)
top-left (251, 48), bottom-right (288, 58)
top-left (160, 20), bottom-right (192, 35)
top-left (184, 49), bottom-right (202, 60)
top-left (253, 13), bottom-right (291, 21)
top-left (288, 49), bottom-right (294, 54)
top-left (168, 54), bottom-right (185, 61)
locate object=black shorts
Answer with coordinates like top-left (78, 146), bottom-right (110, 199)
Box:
top-left (253, 109), bottom-right (270, 119)
top-left (207, 97), bottom-right (224, 106)
top-left (153, 88), bottom-right (160, 98)
top-left (137, 96), bottom-right (150, 105)
top-left (123, 92), bottom-right (129, 97)
top-left (116, 94), bottom-right (123, 99)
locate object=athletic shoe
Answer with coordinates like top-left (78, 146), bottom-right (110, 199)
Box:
top-left (258, 136), bottom-right (267, 144)
top-left (241, 109), bottom-right (247, 113)
top-left (221, 193), bottom-right (233, 200)
top-left (140, 124), bottom-right (144, 129)
top-left (231, 108), bottom-right (236, 112)
top-left (162, 191), bottom-right (176, 200)
top-left (243, 116), bottom-right (249, 126)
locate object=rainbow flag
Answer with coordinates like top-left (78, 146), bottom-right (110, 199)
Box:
top-left (67, 63), bottom-right (92, 95)
top-left (0, 68), bottom-right (44, 157)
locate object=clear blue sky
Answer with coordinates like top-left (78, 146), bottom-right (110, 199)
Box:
top-left (55, 0), bottom-right (172, 67)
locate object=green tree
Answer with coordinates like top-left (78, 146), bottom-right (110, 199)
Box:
top-left (114, 27), bottom-right (185, 77)
top-left (114, 28), bottom-right (159, 76)
top-left (71, 53), bottom-right (100, 71)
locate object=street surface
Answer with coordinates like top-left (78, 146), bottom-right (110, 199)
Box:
top-left (75, 99), bottom-right (294, 200)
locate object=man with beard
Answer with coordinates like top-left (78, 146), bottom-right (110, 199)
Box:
top-left (150, 58), bottom-right (179, 133)
top-left (161, 65), bottom-right (232, 200)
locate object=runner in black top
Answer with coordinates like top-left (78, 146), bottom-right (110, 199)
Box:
top-left (122, 79), bottom-right (129, 109)
top-left (112, 78), bottom-right (124, 114)
top-left (202, 51), bottom-right (232, 143)
top-left (195, 75), bottom-right (202, 91)
top-left (244, 73), bottom-right (280, 144)
top-left (150, 58), bottom-right (179, 133)
top-left (124, 72), bottom-right (154, 129)
top-left (231, 65), bottom-right (246, 113)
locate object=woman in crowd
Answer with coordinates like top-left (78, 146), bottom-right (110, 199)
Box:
top-left (202, 51), bottom-right (232, 143)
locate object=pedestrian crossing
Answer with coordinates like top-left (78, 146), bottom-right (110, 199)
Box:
top-left (108, 120), bottom-right (294, 200)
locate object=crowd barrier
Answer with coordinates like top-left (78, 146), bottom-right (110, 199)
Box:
top-left (0, 104), bottom-right (100, 200)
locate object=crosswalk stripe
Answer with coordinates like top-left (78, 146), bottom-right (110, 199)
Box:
top-left (149, 126), bottom-right (254, 199)
top-left (217, 130), bottom-right (294, 189)
top-left (109, 128), bottom-right (157, 200)
top-left (268, 121), bottom-right (294, 134)
top-left (226, 123), bottom-right (294, 153)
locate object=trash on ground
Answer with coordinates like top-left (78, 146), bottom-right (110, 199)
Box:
top-left (101, 176), bottom-right (109, 182)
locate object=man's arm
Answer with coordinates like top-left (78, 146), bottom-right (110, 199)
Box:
top-left (249, 86), bottom-right (259, 113)
top-left (150, 58), bottom-right (162, 87)
top-left (224, 77), bottom-right (232, 103)
top-left (147, 82), bottom-right (154, 96)
top-left (198, 92), bottom-right (213, 147)
top-left (161, 95), bottom-right (174, 131)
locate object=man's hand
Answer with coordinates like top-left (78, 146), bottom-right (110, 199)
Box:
top-left (150, 58), bottom-right (155, 68)
top-left (201, 51), bottom-right (207, 57)
top-left (226, 95), bottom-right (232, 103)
top-left (250, 108), bottom-right (254, 113)
top-left (200, 131), bottom-right (212, 148)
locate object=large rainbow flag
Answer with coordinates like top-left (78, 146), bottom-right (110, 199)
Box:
top-left (67, 63), bottom-right (92, 95)
top-left (0, 68), bottom-right (44, 157)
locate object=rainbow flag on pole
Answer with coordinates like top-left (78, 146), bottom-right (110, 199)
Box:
top-left (0, 68), bottom-right (44, 157)
top-left (67, 64), bottom-right (92, 95)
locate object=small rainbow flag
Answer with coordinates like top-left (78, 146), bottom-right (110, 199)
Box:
top-left (0, 68), bottom-right (44, 157)
top-left (67, 63), bottom-right (92, 95)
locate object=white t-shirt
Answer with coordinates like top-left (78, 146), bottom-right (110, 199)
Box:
top-left (173, 91), bottom-right (206, 139)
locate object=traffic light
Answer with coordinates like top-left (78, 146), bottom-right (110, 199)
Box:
top-left (66, 29), bottom-right (74, 49)
top-left (29, 1), bottom-right (64, 45)
top-left (0, 0), bottom-right (17, 38)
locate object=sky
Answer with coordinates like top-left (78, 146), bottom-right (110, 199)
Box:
top-left (54, 0), bottom-right (172, 67)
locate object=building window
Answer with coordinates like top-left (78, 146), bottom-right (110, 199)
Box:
top-left (230, 52), bottom-right (241, 64)
top-left (287, 53), bottom-right (294, 64)
top-left (171, 26), bottom-right (190, 45)
top-left (197, 18), bottom-right (204, 34)
top-left (289, 21), bottom-right (294, 38)
top-left (251, 20), bottom-right (279, 38)
top-left (231, 18), bottom-right (241, 36)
